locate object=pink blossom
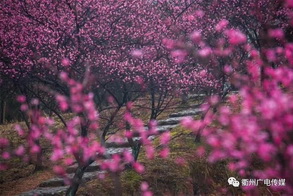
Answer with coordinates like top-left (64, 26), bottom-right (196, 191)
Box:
top-left (16, 95), bottom-right (26, 103)
top-left (162, 38), bottom-right (175, 49)
top-left (175, 157), bottom-right (186, 165)
top-left (215, 19), bottom-right (229, 32)
top-left (159, 148), bottom-right (169, 158)
top-left (198, 47), bottom-right (212, 57)
top-left (286, 0), bottom-right (293, 8)
top-left (61, 58), bottom-right (71, 67)
top-left (181, 117), bottom-right (202, 131)
top-left (53, 165), bottom-right (65, 176)
top-left (124, 131), bottom-right (133, 138)
top-left (89, 122), bottom-right (99, 130)
top-left (15, 146), bottom-right (25, 156)
top-left (195, 10), bottom-right (204, 18)
top-left (108, 160), bottom-right (120, 172)
top-left (224, 65), bottom-right (232, 73)
top-left (98, 173), bottom-right (105, 179)
top-left (225, 29), bottom-right (247, 45)
top-left (208, 150), bottom-right (226, 163)
top-left (124, 113), bottom-right (133, 124)
top-left (126, 102), bottom-right (133, 110)
top-left (64, 158), bottom-right (74, 166)
top-left (133, 162), bottom-right (145, 173)
top-left (20, 104), bottom-right (28, 111)
top-left (258, 144), bottom-right (275, 161)
top-left (135, 76), bottom-right (144, 85)
top-left (171, 50), bottom-right (187, 63)
top-left (206, 136), bottom-right (220, 148)
top-left (140, 181), bottom-right (149, 191)
top-left (59, 72), bottom-right (68, 81)
top-left (199, 70), bottom-right (207, 77)
top-left (268, 29), bottom-right (284, 39)
top-left (143, 191), bottom-right (153, 196)
top-left (146, 146), bottom-right (155, 159)
top-left (160, 132), bottom-right (170, 145)
top-left (186, 14), bottom-right (195, 21)
top-left (30, 145), bottom-right (41, 154)
top-left (209, 95), bottom-right (219, 105)
top-left (123, 151), bottom-right (134, 163)
top-left (2, 152), bottom-right (10, 159)
top-left (31, 98), bottom-right (39, 105)
top-left (131, 49), bottom-right (143, 58)
top-left (0, 138), bottom-right (9, 148)
top-left (181, 117), bottom-right (194, 129)
top-left (141, 182), bottom-right (153, 196)
top-left (266, 49), bottom-right (276, 62)
top-left (190, 31), bottom-right (201, 43)
top-left (51, 149), bottom-right (64, 161)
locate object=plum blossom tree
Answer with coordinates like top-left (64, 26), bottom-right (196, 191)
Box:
top-left (158, 0), bottom-right (290, 93)
top-left (171, 0), bottom-right (293, 194)
top-left (0, 0), bottom-right (215, 125)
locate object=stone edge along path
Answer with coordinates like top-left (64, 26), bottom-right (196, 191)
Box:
top-left (20, 96), bottom-right (203, 196)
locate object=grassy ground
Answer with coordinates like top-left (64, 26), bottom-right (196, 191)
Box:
top-left (0, 108), bottom-right (278, 196)
top-left (0, 95), bottom-right (279, 195)
top-left (0, 94), bottom-right (269, 196)
top-left (77, 120), bottom-right (281, 195)
top-left (0, 170), bottom-right (54, 196)
top-left (0, 96), bottom-right (191, 195)
top-left (77, 126), bottom-right (242, 196)
top-left (0, 121), bottom-right (60, 196)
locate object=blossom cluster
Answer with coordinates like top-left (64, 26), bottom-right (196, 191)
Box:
top-left (178, 1), bottom-right (293, 194)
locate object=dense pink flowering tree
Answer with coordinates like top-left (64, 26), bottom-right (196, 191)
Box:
top-left (0, 0), bottom-right (216, 125)
top-left (158, 0), bottom-right (290, 93)
top-left (0, 0), bottom-right (215, 90)
top-left (170, 0), bottom-right (293, 194)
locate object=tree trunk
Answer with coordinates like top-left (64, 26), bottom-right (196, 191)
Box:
top-left (132, 141), bottom-right (141, 161)
top-left (66, 165), bottom-right (88, 196)
top-left (181, 92), bottom-right (188, 105)
top-left (112, 172), bottom-right (122, 196)
top-left (0, 99), bottom-right (6, 124)
top-left (33, 140), bottom-right (44, 172)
